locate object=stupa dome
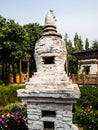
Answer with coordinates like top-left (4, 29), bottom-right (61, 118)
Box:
top-left (34, 11), bottom-right (66, 74)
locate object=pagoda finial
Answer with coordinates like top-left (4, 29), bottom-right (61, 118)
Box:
top-left (45, 10), bottom-right (56, 27)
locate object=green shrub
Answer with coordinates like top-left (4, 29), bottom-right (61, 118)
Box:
top-left (73, 105), bottom-right (98, 130)
top-left (73, 85), bottom-right (98, 130)
top-left (0, 85), bottom-right (25, 107)
top-left (77, 85), bottom-right (98, 109)
top-left (3, 103), bottom-right (14, 112)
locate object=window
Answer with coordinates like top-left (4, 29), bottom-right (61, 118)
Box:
top-left (83, 66), bottom-right (90, 74)
top-left (43, 56), bottom-right (55, 64)
top-left (42, 110), bottom-right (56, 117)
top-left (44, 121), bottom-right (54, 130)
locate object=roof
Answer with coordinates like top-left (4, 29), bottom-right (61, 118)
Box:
top-left (72, 49), bottom-right (98, 60)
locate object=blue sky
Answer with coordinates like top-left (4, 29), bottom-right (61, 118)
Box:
top-left (0, 0), bottom-right (98, 46)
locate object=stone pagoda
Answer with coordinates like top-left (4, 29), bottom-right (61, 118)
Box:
top-left (17, 11), bottom-right (80, 130)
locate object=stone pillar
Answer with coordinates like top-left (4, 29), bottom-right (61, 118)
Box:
top-left (18, 89), bottom-right (80, 130)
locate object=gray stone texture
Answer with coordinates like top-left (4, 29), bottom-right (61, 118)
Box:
top-left (17, 11), bottom-right (80, 130)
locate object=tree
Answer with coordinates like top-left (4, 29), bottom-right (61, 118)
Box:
top-left (0, 16), bottom-right (29, 60)
top-left (74, 33), bottom-right (83, 52)
top-left (23, 23), bottom-right (43, 72)
top-left (23, 23), bottom-right (43, 48)
top-left (85, 38), bottom-right (89, 50)
top-left (64, 34), bottom-right (78, 74)
top-left (91, 40), bottom-right (98, 49)
top-left (0, 16), bottom-right (31, 83)
top-left (0, 15), bottom-right (44, 83)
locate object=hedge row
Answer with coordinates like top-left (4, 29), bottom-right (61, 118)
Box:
top-left (0, 85), bottom-right (25, 106)
top-left (0, 85), bottom-right (98, 129)
top-left (73, 85), bottom-right (98, 130)
top-left (77, 85), bottom-right (98, 109)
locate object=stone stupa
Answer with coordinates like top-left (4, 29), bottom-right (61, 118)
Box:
top-left (17, 11), bottom-right (80, 130)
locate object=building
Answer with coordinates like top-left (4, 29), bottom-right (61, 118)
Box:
top-left (73, 49), bottom-right (98, 74)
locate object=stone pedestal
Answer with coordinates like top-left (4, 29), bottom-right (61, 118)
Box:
top-left (18, 91), bottom-right (79, 130)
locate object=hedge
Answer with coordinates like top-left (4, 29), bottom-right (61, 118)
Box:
top-left (0, 85), bottom-right (25, 106)
top-left (73, 85), bottom-right (98, 130)
top-left (0, 85), bottom-right (98, 129)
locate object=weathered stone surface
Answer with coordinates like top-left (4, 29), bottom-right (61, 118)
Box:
top-left (17, 10), bottom-right (80, 130)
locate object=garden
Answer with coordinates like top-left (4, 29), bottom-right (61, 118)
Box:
top-left (73, 85), bottom-right (98, 130)
top-left (0, 85), bottom-right (98, 130)
top-left (0, 85), bottom-right (28, 130)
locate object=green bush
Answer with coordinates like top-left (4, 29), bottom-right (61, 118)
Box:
top-left (77, 85), bottom-right (98, 109)
top-left (0, 85), bottom-right (98, 129)
top-left (73, 105), bottom-right (98, 130)
top-left (3, 103), bottom-right (14, 112)
top-left (73, 85), bottom-right (98, 130)
top-left (0, 85), bottom-right (25, 107)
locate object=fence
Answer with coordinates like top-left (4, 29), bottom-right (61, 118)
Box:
top-left (9, 72), bottom-right (29, 84)
top-left (69, 74), bottom-right (98, 87)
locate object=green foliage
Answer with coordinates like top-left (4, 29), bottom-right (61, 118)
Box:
top-left (73, 106), bottom-right (98, 130)
top-left (74, 33), bottom-right (83, 52)
top-left (65, 32), bottom-right (98, 75)
top-left (73, 105), bottom-right (98, 130)
top-left (23, 23), bottom-right (43, 47)
top-left (82, 66), bottom-right (90, 74)
top-left (77, 85), bottom-right (98, 109)
top-left (0, 15), bottom-right (43, 83)
top-left (0, 85), bottom-right (25, 106)
top-left (3, 103), bottom-right (14, 112)
top-left (73, 85), bottom-right (98, 129)
top-left (67, 55), bottom-right (78, 74)
top-left (91, 40), bottom-right (98, 49)
top-left (0, 16), bottom-right (29, 61)
top-left (85, 38), bottom-right (89, 50)
top-left (0, 15), bottom-right (43, 62)
top-left (65, 33), bottom-right (75, 54)
top-left (0, 80), bottom-right (5, 86)
top-left (65, 34), bottom-right (78, 74)
top-left (23, 23), bottom-right (43, 71)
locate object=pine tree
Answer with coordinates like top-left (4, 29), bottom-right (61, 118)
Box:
top-left (74, 33), bottom-right (83, 52)
top-left (85, 38), bottom-right (89, 50)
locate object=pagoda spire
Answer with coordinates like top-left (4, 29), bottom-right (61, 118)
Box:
top-left (45, 10), bottom-right (56, 27)
top-left (43, 10), bottom-right (61, 37)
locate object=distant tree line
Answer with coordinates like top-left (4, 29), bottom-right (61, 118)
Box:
top-left (0, 15), bottom-right (43, 83)
top-left (0, 15), bottom-right (98, 82)
top-left (65, 33), bottom-right (98, 74)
